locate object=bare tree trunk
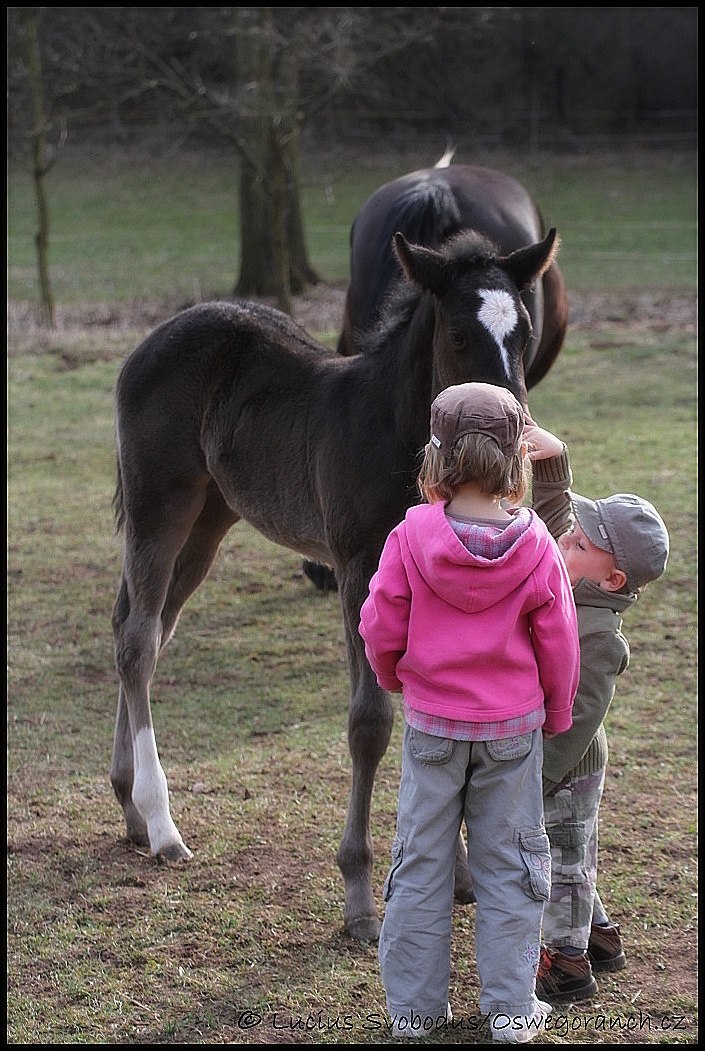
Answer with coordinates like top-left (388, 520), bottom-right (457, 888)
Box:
top-left (270, 128), bottom-right (292, 315)
top-left (234, 7), bottom-right (318, 310)
top-left (285, 123), bottom-right (320, 291)
top-left (23, 8), bottom-right (55, 328)
top-left (236, 125), bottom-right (319, 309)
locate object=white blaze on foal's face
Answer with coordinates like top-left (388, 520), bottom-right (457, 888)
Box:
top-left (477, 288), bottom-right (519, 379)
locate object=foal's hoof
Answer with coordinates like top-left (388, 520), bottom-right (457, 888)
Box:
top-left (453, 869), bottom-right (477, 904)
top-left (127, 827), bottom-right (150, 849)
top-left (345, 914), bottom-right (381, 943)
top-left (155, 840), bottom-right (193, 862)
top-left (454, 882), bottom-right (477, 905)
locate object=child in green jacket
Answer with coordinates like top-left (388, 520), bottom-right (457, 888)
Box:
top-left (524, 415), bottom-right (669, 1006)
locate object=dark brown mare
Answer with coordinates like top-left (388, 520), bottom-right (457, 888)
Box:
top-left (337, 159), bottom-right (568, 386)
top-left (111, 228), bottom-right (559, 942)
top-left (304, 158), bottom-right (568, 595)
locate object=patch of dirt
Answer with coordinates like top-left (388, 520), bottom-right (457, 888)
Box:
top-left (6, 285), bottom-right (697, 344)
top-left (564, 290), bottom-right (696, 331)
top-left (290, 284), bottom-right (696, 336)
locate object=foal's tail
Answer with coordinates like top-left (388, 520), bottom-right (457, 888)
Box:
top-left (112, 457), bottom-right (125, 534)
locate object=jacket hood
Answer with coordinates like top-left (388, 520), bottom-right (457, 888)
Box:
top-left (404, 501), bottom-right (551, 614)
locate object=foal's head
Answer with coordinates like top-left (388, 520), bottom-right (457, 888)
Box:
top-left (393, 228), bottom-right (560, 407)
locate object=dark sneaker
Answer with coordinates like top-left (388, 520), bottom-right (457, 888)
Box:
top-left (535, 947), bottom-right (598, 1005)
top-left (588, 922), bottom-right (626, 972)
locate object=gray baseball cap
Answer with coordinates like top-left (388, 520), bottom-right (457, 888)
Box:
top-left (571, 492), bottom-right (669, 593)
top-left (430, 382), bottom-right (524, 457)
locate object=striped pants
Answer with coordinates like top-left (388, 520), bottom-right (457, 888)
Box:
top-left (542, 767), bottom-right (606, 950)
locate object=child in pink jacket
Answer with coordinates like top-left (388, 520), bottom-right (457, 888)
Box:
top-left (360, 382), bottom-right (579, 1042)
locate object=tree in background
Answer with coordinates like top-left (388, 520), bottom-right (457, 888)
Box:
top-left (10, 9), bottom-right (63, 327)
top-left (231, 8), bottom-right (319, 312)
top-left (7, 7), bottom-right (697, 318)
top-left (7, 7), bottom-right (434, 313)
top-left (231, 7), bottom-right (436, 308)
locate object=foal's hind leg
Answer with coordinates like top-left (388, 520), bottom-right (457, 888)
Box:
top-left (111, 485), bottom-right (237, 859)
top-left (112, 559), bottom-right (188, 860)
top-left (110, 574), bottom-right (150, 845)
top-left (159, 489), bottom-right (239, 646)
top-left (111, 685), bottom-right (149, 846)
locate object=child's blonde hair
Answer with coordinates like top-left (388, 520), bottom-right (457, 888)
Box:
top-left (418, 432), bottom-right (530, 505)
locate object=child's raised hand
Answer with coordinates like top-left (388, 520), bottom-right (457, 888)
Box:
top-left (523, 412), bottom-right (564, 461)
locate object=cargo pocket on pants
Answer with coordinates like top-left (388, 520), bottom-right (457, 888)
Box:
top-left (383, 835), bottom-right (404, 902)
top-left (519, 828), bottom-right (552, 902)
top-left (544, 819), bottom-right (587, 883)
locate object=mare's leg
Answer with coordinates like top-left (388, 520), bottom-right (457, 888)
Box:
top-left (301, 559), bottom-right (338, 593)
top-left (336, 570), bottom-right (394, 942)
top-left (111, 483), bottom-right (237, 859)
top-left (525, 263), bottom-right (568, 390)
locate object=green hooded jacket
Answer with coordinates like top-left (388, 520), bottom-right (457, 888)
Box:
top-left (531, 447), bottom-right (635, 790)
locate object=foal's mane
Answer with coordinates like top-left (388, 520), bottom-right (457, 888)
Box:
top-left (355, 280), bottom-right (423, 357)
top-left (440, 228), bottom-right (501, 268)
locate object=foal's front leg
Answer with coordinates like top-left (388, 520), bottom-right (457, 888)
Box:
top-left (454, 828), bottom-right (476, 904)
top-left (336, 617), bottom-right (394, 942)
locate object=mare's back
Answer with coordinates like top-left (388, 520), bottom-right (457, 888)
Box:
top-left (348, 165), bottom-right (543, 336)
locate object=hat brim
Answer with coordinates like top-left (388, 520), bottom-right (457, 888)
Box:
top-left (571, 493), bottom-right (613, 554)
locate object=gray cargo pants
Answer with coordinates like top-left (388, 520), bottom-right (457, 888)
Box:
top-left (378, 723), bottom-right (550, 1026)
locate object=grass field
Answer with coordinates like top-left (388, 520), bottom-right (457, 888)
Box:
top-left (7, 147), bottom-right (698, 1044)
top-left (7, 145), bottom-right (697, 307)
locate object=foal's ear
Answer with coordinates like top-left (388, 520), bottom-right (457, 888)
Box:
top-left (393, 232), bottom-right (452, 297)
top-left (502, 229), bottom-right (560, 292)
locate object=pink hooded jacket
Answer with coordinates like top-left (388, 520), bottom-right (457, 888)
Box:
top-left (359, 501), bottom-right (579, 735)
